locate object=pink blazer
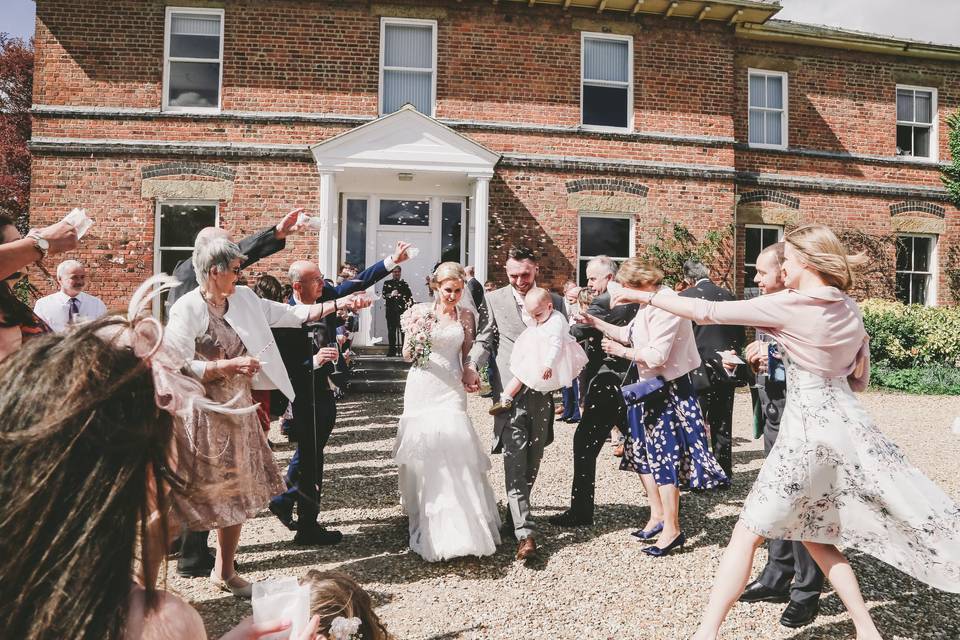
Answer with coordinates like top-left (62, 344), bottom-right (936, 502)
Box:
top-left (629, 288), bottom-right (701, 382)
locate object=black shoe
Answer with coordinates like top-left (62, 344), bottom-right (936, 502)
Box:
top-left (177, 550), bottom-right (215, 578)
top-left (641, 531), bottom-right (686, 557)
top-left (294, 525), bottom-right (343, 546)
top-left (548, 510), bottom-right (593, 527)
top-left (780, 599), bottom-right (820, 628)
top-left (479, 391), bottom-right (493, 398)
top-left (269, 500), bottom-right (296, 531)
top-left (739, 580), bottom-right (790, 604)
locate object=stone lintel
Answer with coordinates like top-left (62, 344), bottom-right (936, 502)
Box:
top-left (142, 179), bottom-right (233, 201)
top-left (568, 193), bottom-right (647, 214)
top-left (735, 203), bottom-right (801, 226)
top-left (891, 215), bottom-right (945, 235)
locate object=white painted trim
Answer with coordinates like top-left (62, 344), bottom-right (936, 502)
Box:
top-left (379, 17), bottom-right (438, 117)
top-left (162, 7), bottom-right (225, 114)
top-left (580, 31), bottom-right (634, 133)
top-left (895, 84), bottom-right (939, 163)
top-left (747, 68), bottom-right (789, 150)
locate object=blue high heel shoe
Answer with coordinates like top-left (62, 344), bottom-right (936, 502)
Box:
top-left (642, 531), bottom-right (686, 557)
top-left (630, 522), bottom-right (664, 540)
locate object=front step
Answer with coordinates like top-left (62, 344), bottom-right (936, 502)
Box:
top-left (349, 378), bottom-right (406, 394)
top-left (348, 353), bottom-right (410, 394)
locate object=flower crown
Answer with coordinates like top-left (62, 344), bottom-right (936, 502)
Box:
top-left (328, 616), bottom-right (362, 640)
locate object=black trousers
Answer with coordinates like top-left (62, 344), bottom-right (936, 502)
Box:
top-left (386, 310), bottom-right (403, 355)
top-left (568, 375), bottom-right (626, 518)
top-left (699, 384), bottom-right (736, 477)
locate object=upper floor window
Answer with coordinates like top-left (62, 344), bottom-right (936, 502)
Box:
top-left (896, 234), bottom-right (936, 306)
top-left (163, 8), bottom-right (224, 112)
top-left (896, 86), bottom-right (937, 160)
top-left (380, 18), bottom-right (437, 116)
top-left (578, 213), bottom-right (634, 285)
top-left (581, 33), bottom-right (633, 131)
top-left (748, 69), bottom-right (788, 149)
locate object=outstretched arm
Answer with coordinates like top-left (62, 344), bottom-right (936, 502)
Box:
top-left (615, 288), bottom-right (789, 330)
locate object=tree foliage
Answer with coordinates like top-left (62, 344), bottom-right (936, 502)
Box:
top-left (0, 34), bottom-right (34, 230)
top-left (641, 221), bottom-right (734, 288)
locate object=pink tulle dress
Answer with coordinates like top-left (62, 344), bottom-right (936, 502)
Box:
top-left (509, 310), bottom-right (588, 393)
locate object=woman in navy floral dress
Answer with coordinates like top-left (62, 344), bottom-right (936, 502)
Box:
top-left (579, 258), bottom-right (728, 556)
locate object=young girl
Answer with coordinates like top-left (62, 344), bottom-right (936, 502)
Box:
top-left (300, 570), bottom-right (391, 640)
top-left (489, 287), bottom-right (588, 416)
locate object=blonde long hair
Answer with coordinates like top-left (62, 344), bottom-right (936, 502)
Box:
top-left (300, 570), bottom-right (391, 640)
top-left (784, 224), bottom-right (868, 291)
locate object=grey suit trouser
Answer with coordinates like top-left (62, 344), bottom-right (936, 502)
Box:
top-left (499, 387), bottom-right (554, 541)
top-left (756, 386), bottom-right (825, 605)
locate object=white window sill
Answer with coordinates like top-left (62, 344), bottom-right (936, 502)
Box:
top-left (747, 142), bottom-right (788, 151)
top-left (579, 124), bottom-right (633, 134)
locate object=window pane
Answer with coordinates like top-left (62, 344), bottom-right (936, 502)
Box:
top-left (911, 274), bottom-right (929, 304)
top-left (743, 265), bottom-right (758, 291)
top-left (578, 259), bottom-right (589, 287)
top-left (583, 84), bottom-right (629, 128)
top-left (761, 227), bottom-right (780, 247)
top-left (383, 69), bottom-right (432, 114)
top-left (379, 199), bottom-right (429, 226)
top-left (580, 217), bottom-right (631, 258)
top-left (895, 237), bottom-right (911, 271)
top-left (441, 202), bottom-right (463, 263)
top-left (748, 109), bottom-right (765, 144)
top-left (159, 249), bottom-right (193, 276)
top-left (745, 227), bottom-right (762, 263)
top-left (915, 91), bottom-right (933, 124)
top-left (168, 61), bottom-right (220, 108)
top-left (344, 199), bottom-right (367, 270)
top-left (896, 125), bottom-right (913, 156)
top-left (583, 38), bottom-right (629, 83)
top-left (384, 24), bottom-right (432, 69)
top-left (170, 15), bottom-right (221, 59)
top-left (749, 74), bottom-right (766, 108)
top-left (159, 203), bottom-right (217, 248)
top-left (895, 273), bottom-right (910, 304)
top-left (914, 126), bottom-right (931, 158)
top-left (896, 89), bottom-right (914, 121)
top-left (913, 237), bottom-right (931, 272)
top-left (766, 76), bottom-right (783, 110)
top-left (765, 111), bottom-right (783, 146)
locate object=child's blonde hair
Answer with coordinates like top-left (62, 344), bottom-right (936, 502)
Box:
top-left (784, 224), bottom-right (867, 291)
top-left (299, 570), bottom-right (390, 640)
top-left (523, 286), bottom-right (552, 309)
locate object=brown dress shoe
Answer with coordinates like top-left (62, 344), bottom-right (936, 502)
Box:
top-left (516, 535), bottom-right (537, 561)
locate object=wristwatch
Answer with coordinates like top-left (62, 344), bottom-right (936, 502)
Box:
top-left (26, 231), bottom-right (49, 260)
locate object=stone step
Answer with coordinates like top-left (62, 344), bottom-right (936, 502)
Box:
top-left (350, 366), bottom-right (409, 381)
top-left (353, 345), bottom-right (389, 356)
top-left (353, 355), bottom-right (412, 372)
top-left (348, 378), bottom-right (406, 394)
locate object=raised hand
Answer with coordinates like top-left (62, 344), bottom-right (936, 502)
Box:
top-left (274, 207), bottom-right (306, 240)
top-left (392, 241), bottom-right (413, 264)
top-left (37, 221), bottom-right (79, 255)
top-left (219, 356), bottom-right (262, 377)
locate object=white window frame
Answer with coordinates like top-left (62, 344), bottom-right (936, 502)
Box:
top-left (896, 233), bottom-right (938, 306)
top-left (895, 84), bottom-right (938, 162)
top-left (378, 17), bottom-right (438, 117)
top-left (153, 199), bottom-right (220, 315)
top-left (747, 68), bottom-right (789, 150)
top-left (162, 7), bottom-right (225, 114)
top-left (743, 224), bottom-right (783, 298)
top-left (580, 32), bottom-right (634, 133)
top-left (577, 212), bottom-right (636, 286)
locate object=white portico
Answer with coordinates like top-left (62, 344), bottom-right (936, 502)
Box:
top-left (309, 105), bottom-right (500, 345)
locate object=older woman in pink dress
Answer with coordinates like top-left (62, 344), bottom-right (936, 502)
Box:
top-left (615, 224), bottom-right (960, 640)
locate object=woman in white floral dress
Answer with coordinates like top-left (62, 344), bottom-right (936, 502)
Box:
top-left (615, 224), bottom-right (960, 640)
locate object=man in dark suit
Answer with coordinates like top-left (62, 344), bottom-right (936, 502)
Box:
top-left (381, 266), bottom-right (413, 357)
top-left (269, 242), bottom-right (410, 545)
top-left (464, 265), bottom-right (485, 310)
top-left (173, 208), bottom-right (303, 578)
top-left (678, 260), bottom-right (745, 478)
top-left (738, 243), bottom-right (824, 629)
top-left (550, 256), bottom-right (637, 527)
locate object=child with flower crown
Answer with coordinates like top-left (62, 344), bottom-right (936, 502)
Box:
top-left (299, 570), bottom-right (391, 640)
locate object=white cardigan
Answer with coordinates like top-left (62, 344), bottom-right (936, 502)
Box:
top-left (165, 286), bottom-right (310, 401)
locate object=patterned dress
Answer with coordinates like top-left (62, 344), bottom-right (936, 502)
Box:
top-left (172, 301), bottom-right (286, 531)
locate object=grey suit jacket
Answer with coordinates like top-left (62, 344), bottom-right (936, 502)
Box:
top-left (469, 285), bottom-right (566, 441)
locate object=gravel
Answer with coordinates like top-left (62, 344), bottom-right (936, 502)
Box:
top-left (166, 389), bottom-right (960, 640)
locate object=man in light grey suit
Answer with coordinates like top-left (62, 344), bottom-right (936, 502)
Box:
top-left (468, 247), bottom-right (565, 561)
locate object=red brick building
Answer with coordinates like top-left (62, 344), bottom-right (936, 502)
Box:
top-left (28, 0), bottom-right (959, 344)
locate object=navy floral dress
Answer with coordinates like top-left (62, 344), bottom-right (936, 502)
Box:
top-left (620, 373), bottom-right (729, 490)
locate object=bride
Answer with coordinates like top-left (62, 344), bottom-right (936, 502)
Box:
top-left (393, 262), bottom-right (501, 562)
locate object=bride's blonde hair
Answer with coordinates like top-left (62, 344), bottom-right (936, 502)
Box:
top-left (429, 262), bottom-right (465, 290)
top-left (784, 224), bottom-right (868, 291)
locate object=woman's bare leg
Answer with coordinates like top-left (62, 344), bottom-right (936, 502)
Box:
top-left (638, 473), bottom-right (664, 530)
top-left (654, 484), bottom-right (681, 546)
top-left (692, 521), bottom-right (765, 640)
top-left (803, 542), bottom-right (882, 640)
top-left (214, 524), bottom-right (243, 580)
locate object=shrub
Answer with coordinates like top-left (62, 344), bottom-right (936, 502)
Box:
top-left (870, 364), bottom-right (960, 396)
top-left (860, 299), bottom-right (960, 369)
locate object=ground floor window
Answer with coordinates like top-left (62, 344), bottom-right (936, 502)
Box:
top-left (896, 234), bottom-right (936, 305)
top-left (154, 200), bottom-right (218, 315)
top-left (578, 213), bottom-right (633, 285)
top-left (743, 224), bottom-right (783, 298)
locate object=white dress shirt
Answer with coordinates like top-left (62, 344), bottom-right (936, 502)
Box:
top-left (511, 285), bottom-right (535, 327)
top-left (33, 290), bottom-right (108, 333)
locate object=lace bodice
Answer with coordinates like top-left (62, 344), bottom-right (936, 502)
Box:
top-left (402, 302), bottom-right (476, 379)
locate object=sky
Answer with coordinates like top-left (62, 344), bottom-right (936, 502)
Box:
top-left (2, 0), bottom-right (959, 46)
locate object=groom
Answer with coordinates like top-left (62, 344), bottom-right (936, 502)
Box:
top-left (469, 246), bottom-right (565, 561)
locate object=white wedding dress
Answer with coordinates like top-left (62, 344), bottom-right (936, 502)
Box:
top-left (393, 304), bottom-right (501, 562)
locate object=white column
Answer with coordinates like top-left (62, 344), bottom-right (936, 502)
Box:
top-left (317, 170), bottom-right (339, 279)
top-left (470, 175), bottom-right (491, 282)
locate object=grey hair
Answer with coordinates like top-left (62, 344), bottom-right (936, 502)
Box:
top-left (288, 264), bottom-right (304, 283)
top-left (56, 259), bottom-right (83, 280)
top-left (192, 236), bottom-right (246, 288)
top-left (682, 259), bottom-right (710, 284)
top-left (586, 255), bottom-right (618, 277)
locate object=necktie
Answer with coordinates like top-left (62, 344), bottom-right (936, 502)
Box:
top-left (68, 297), bottom-right (80, 323)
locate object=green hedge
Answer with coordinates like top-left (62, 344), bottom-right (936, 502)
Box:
top-left (860, 299), bottom-right (960, 395)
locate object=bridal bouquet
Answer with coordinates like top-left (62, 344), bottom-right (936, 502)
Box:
top-left (400, 306), bottom-right (436, 368)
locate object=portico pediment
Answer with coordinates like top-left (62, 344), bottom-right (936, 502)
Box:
top-left (310, 104), bottom-right (500, 176)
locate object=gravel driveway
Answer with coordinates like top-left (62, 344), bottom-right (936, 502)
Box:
top-left (167, 390), bottom-right (960, 640)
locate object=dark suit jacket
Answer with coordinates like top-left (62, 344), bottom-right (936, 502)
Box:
top-left (571, 292), bottom-right (639, 396)
top-left (679, 279), bottom-right (747, 388)
top-left (167, 225), bottom-right (286, 308)
top-left (466, 277), bottom-right (485, 310)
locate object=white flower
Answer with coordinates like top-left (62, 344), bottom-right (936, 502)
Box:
top-left (328, 616), bottom-right (362, 640)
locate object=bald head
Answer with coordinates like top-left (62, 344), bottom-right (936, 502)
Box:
top-left (464, 265), bottom-right (475, 278)
top-left (289, 260), bottom-right (324, 304)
